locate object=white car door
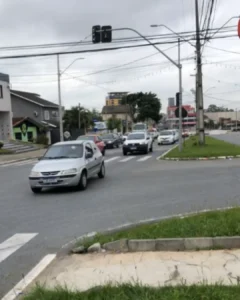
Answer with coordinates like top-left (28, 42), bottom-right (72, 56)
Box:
top-left (85, 142), bottom-right (96, 177)
top-left (90, 141), bottom-right (102, 175)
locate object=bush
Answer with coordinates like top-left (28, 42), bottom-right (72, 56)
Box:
top-left (0, 141), bottom-right (4, 149)
top-left (36, 134), bottom-right (49, 145)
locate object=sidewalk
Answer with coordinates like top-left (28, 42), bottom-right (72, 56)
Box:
top-left (0, 149), bottom-right (46, 164)
top-left (34, 250), bottom-right (240, 291)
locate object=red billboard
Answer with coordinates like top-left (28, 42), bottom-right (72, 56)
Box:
top-left (167, 105), bottom-right (196, 119)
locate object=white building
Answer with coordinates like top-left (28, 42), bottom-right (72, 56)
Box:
top-left (0, 73), bottom-right (13, 140)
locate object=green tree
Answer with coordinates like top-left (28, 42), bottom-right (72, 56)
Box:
top-left (107, 117), bottom-right (121, 131)
top-left (206, 104), bottom-right (234, 112)
top-left (122, 92), bottom-right (161, 123)
top-left (63, 105), bottom-right (92, 131)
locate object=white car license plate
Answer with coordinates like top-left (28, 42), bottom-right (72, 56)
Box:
top-left (131, 147), bottom-right (137, 150)
top-left (43, 178), bottom-right (58, 184)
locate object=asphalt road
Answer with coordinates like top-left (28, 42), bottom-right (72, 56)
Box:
top-left (1, 140), bottom-right (240, 297)
top-left (212, 132), bottom-right (240, 145)
top-left (0, 141), bottom-right (172, 297)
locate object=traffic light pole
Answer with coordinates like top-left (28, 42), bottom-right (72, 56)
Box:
top-left (110, 27), bottom-right (183, 151)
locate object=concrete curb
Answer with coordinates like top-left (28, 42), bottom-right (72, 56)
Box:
top-left (0, 156), bottom-right (40, 166)
top-left (67, 206), bottom-right (234, 253)
top-left (102, 236), bottom-right (240, 252)
top-left (161, 155), bottom-right (240, 161)
top-left (156, 143), bottom-right (179, 160)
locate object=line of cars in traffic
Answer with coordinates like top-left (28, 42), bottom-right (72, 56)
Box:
top-left (28, 130), bottom-right (155, 193)
top-left (28, 128), bottom-right (191, 193)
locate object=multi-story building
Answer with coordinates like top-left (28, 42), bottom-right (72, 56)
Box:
top-left (0, 73), bottom-right (13, 140)
top-left (105, 92), bottom-right (129, 106)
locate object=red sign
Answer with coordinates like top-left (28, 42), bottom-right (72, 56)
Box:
top-left (167, 105), bottom-right (196, 119)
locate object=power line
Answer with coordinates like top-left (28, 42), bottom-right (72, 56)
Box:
top-left (205, 45), bottom-right (240, 55)
top-left (0, 25), bottom-right (235, 52)
top-left (0, 33), bottom-right (236, 60)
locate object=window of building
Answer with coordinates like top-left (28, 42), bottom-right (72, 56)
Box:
top-left (27, 132), bottom-right (33, 141)
top-left (52, 110), bottom-right (58, 117)
top-left (15, 132), bottom-right (22, 140)
top-left (0, 85), bottom-right (3, 98)
top-left (44, 110), bottom-right (50, 120)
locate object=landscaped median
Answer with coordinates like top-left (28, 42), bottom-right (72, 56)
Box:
top-left (160, 136), bottom-right (240, 160)
top-left (22, 207), bottom-right (240, 300)
top-left (73, 207), bottom-right (240, 253)
top-left (23, 284), bottom-right (240, 300)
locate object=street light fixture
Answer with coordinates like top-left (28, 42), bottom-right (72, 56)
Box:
top-left (57, 56), bottom-right (85, 142)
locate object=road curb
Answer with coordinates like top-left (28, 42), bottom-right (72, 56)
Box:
top-left (0, 156), bottom-right (39, 166)
top-left (156, 143), bottom-right (179, 160)
top-left (68, 206), bottom-right (234, 253)
top-left (161, 155), bottom-right (240, 161)
top-left (102, 236), bottom-right (240, 252)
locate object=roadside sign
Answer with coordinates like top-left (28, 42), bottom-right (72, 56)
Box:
top-left (175, 107), bottom-right (188, 118)
top-left (238, 19), bottom-right (240, 38)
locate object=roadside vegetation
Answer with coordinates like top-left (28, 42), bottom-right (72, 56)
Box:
top-left (23, 283), bottom-right (240, 300)
top-left (78, 207), bottom-right (240, 248)
top-left (163, 136), bottom-right (240, 158)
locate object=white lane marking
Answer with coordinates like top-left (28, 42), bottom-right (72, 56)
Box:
top-left (137, 156), bottom-right (152, 162)
top-left (119, 156), bottom-right (136, 162)
top-left (0, 233), bottom-right (38, 264)
top-left (1, 159), bottom-right (37, 167)
top-left (2, 254), bottom-right (56, 300)
top-left (104, 156), bottom-right (120, 163)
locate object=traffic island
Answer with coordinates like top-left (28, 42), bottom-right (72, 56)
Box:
top-left (22, 207), bottom-right (240, 299)
top-left (160, 136), bottom-right (240, 160)
top-left (73, 207), bottom-right (240, 253)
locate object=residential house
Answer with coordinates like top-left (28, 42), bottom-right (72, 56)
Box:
top-left (11, 90), bottom-right (63, 143)
top-left (0, 73), bottom-right (13, 140)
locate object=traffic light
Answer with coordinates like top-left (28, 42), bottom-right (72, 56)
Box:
top-left (101, 25), bottom-right (112, 43)
top-left (176, 92), bottom-right (180, 107)
top-left (92, 25), bottom-right (101, 44)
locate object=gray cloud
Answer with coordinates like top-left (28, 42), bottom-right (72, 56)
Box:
top-left (0, 0), bottom-right (239, 112)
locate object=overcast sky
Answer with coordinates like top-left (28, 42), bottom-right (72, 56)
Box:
top-left (0, 0), bottom-right (239, 113)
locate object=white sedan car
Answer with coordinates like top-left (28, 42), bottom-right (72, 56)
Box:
top-left (122, 131), bottom-right (153, 155)
top-left (29, 140), bottom-right (105, 193)
top-left (157, 130), bottom-right (175, 145)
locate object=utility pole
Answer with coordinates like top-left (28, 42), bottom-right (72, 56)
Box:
top-left (236, 108), bottom-right (238, 131)
top-left (178, 38), bottom-right (183, 151)
top-left (78, 103), bottom-right (81, 129)
top-left (195, 0), bottom-right (205, 145)
top-left (57, 54), bottom-right (64, 142)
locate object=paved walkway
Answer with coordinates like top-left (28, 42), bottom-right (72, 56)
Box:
top-left (35, 250), bottom-right (240, 291)
top-left (0, 149), bottom-right (46, 163)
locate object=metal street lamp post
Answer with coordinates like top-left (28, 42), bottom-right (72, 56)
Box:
top-left (57, 56), bottom-right (84, 141)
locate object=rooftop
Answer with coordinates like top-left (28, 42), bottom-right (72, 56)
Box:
top-left (11, 89), bottom-right (59, 108)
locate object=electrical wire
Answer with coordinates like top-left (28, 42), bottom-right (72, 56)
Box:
top-left (0, 33), bottom-right (236, 60)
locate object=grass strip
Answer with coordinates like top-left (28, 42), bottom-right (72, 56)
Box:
top-left (163, 136), bottom-right (240, 158)
top-left (23, 283), bottom-right (240, 300)
top-left (78, 208), bottom-right (240, 248)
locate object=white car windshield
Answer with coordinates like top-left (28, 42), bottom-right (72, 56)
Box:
top-left (160, 131), bottom-right (173, 136)
top-left (128, 133), bottom-right (145, 140)
top-left (133, 124), bottom-right (146, 131)
top-left (42, 144), bottom-right (84, 159)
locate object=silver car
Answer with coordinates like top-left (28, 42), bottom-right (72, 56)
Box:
top-left (29, 140), bottom-right (105, 193)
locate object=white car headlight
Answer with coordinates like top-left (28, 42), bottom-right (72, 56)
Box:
top-left (60, 168), bottom-right (78, 175)
top-left (141, 141), bottom-right (147, 144)
top-left (30, 171), bottom-right (41, 177)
